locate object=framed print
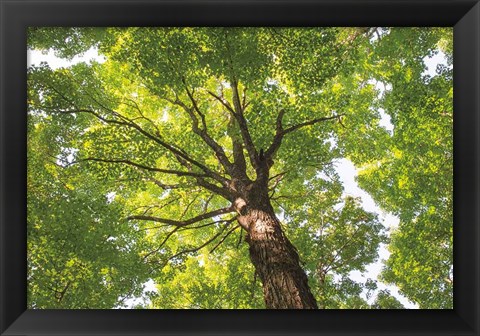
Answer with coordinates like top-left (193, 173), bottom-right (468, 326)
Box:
top-left (1, 0), bottom-right (479, 335)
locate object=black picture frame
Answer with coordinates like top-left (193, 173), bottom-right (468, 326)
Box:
top-left (1, 0), bottom-right (479, 335)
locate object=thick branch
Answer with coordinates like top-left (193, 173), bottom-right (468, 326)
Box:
top-left (231, 136), bottom-right (247, 178)
top-left (230, 80), bottom-right (258, 169)
top-left (241, 87), bottom-right (248, 110)
top-left (195, 177), bottom-right (232, 200)
top-left (208, 89), bottom-right (248, 179)
top-left (172, 88), bottom-right (233, 174)
top-left (222, 29), bottom-right (258, 168)
top-left (275, 109), bottom-right (286, 134)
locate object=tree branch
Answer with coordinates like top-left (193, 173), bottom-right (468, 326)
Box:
top-left (103, 104), bottom-right (230, 184)
top-left (179, 194), bottom-right (200, 220)
top-left (71, 157), bottom-right (207, 178)
top-left (144, 218), bottom-right (236, 265)
top-left (164, 226), bottom-right (229, 264)
top-left (56, 103), bottom-right (229, 187)
top-left (209, 224), bottom-right (240, 253)
top-left (230, 80), bottom-right (258, 169)
top-left (222, 29), bottom-right (258, 169)
top-left (207, 86), bottom-right (249, 179)
top-left (207, 90), bottom-right (236, 115)
top-left (145, 176), bottom-right (185, 190)
top-left (127, 206), bottom-right (235, 227)
top-left (265, 113), bottom-right (344, 160)
top-left (139, 217), bottom-right (231, 232)
top-left (173, 86), bottom-right (234, 174)
top-left (195, 177), bottom-right (232, 200)
top-left (283, 114), bottom-right (345, 135)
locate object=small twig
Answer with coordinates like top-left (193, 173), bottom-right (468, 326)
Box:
top-left (209, 223), bottom-right (240, 253)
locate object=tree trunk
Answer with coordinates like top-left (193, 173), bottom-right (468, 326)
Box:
top-left (236, 193), bottom-right (318, 309)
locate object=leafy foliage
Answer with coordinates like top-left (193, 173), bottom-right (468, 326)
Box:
top-left (27, 27), bottom-right (452, 309)
top-left (27, 112), bottom-right (153, 308)
top-left (353, 28), bottom-right (453, 308)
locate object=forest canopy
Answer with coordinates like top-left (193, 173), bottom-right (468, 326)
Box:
top-left (27, 27), bottom-right (453, 309)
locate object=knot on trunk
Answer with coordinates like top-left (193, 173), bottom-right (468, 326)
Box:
top-left (233, 197), bottom-right (248, 216)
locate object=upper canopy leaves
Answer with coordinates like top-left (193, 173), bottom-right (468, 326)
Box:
top-left (27, 27), bottom-right (452, 309)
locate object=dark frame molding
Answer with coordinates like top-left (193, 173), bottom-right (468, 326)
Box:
top-left (1, 0), bottom-right (478, 335)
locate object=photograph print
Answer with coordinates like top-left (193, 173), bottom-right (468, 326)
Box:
top-left (27, 27), bottom-right (453, 309)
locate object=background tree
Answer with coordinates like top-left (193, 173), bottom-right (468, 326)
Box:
top-left (27, 27), bottom-right (452, 309)
top-left (350, 28), bottom-right (453, 308)
top-left (27, 104), bottom-right (154, 308)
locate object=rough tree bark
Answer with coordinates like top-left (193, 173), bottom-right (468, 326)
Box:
top-left (232, 161), bottom-right (318, 309)
top-left (240, 199), bottom-right (318, 309)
